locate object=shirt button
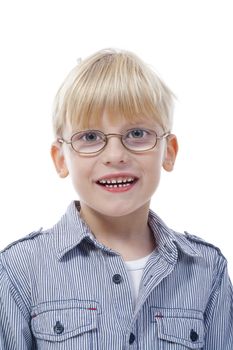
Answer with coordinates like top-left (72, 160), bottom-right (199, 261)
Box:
top-left (129, 333), bottom-right (136, 344)
top-left (54, 321), bottom-right (64, 334)
top-left (190, 329), bottom-right (199, 342)
top-left (112, 274), bottom-right (122, 284)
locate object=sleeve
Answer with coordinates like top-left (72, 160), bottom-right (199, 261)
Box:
top-left (0, 255), bottom-right (34, 349)
top-left (204, 256), bottom-right (233, 349)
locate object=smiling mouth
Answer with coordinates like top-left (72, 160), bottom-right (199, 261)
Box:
top-left (96, 177), bottom-right (138, 188)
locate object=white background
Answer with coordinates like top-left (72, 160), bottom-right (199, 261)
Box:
top-left (0, 1), bottom-right (232, 278)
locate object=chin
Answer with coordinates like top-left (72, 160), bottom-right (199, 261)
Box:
top-left (96, 201), bottom-right (148, 218)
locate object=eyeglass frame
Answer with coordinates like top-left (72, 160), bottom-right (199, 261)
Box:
top-left (57, 128), bottom-right (171, 155)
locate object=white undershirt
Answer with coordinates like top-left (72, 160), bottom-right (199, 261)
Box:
top-left (124, 253), bottom-right (152, 306)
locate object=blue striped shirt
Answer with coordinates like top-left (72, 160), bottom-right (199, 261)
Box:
top-left (0, 201), bottom-right (232, 349)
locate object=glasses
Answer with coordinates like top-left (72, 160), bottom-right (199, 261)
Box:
top-left (57, 128), bottom-right (170, 154)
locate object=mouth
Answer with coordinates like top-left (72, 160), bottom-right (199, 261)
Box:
top-left (96, 175), bottom-right (139, 192)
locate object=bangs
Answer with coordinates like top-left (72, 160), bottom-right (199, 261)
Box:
top-left (53, 50), bottom-right (174, 136)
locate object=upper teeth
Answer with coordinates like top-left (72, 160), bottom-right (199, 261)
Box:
top-left (99, 177), bottom-right (135, 184)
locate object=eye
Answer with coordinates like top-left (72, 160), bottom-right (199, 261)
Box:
top-left (79, 131), bottom-right (102, 142)
top-left (127, 128), bottom-right (149, 138)
top-left (83, 132), bottom-right (99, 141)
top-left (70, 130), bottom-right (105, 153)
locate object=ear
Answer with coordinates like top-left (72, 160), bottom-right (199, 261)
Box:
top-left (162, 134), bottom-right (178, 172)
top-left (51, 142), bottom-right (69, 178)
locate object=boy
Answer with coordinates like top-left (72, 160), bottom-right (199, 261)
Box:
top-left (0, 49), bottom-right (232, 349)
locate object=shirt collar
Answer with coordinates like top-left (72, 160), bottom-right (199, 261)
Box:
top-left (53, 201), bottom-right (112, 260)
top-left (53, 201), bottom-right (202, 260)
top-left (148, 209), bottom-right (202, 259)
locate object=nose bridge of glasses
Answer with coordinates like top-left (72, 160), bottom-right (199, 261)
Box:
top-left (103, 132), bottom-right (127, 152)
top-left (104, 132), bottom-right (124, 145)
top-left (105, 132), bottom-right (123, 139)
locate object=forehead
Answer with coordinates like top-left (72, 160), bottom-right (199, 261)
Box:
top-left (70, 110), bottom-right (162, 132)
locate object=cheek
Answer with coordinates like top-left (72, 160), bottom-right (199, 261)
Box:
top-left (68, 157), bottom-right (94, 189)
top-left (142, 153), bottom-right (164, 187)
top-left (141, 150), bottom-right (164, 173)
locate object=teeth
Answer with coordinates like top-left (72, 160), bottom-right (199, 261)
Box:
top-left (99, 180), bottom-right (105, 184)
top-left (105, 183), bottom-right (130, 188)
top-left (99, 177), bottom-right (135, 185)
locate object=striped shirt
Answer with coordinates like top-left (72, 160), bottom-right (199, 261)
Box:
top-left (0, 201), bottom-right (232, 349)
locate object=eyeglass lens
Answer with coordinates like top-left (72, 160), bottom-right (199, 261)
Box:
top-left (71, 128), bottom-right (158, 153)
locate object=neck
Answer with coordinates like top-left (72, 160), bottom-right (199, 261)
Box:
top-left (79, 202), bottom-right (156, 260)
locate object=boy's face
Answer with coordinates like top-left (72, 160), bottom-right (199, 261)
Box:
top-left (51, 111), bottom-right (178, 218)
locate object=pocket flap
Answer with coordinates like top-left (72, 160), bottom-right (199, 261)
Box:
top-left (151, 308), bottom-right (204, 349)
top-left (31, 300), bottom-right (99, 342)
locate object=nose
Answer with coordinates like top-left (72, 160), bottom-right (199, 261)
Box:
top-left (101, 134), bottom-right (129, 165)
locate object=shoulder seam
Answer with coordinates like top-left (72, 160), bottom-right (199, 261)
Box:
top-left (0, 228), bottom-right (44, 254)
top-left (184, 231), bottom-right (225, 258)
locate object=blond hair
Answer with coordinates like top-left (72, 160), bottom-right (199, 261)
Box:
top-left (52, 49), bottom-right (175, 137)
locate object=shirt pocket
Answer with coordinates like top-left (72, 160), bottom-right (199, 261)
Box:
top-left (31, 299), bottom-right (99, 349)
top-left (151, 307), bottom-right (204, 349)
